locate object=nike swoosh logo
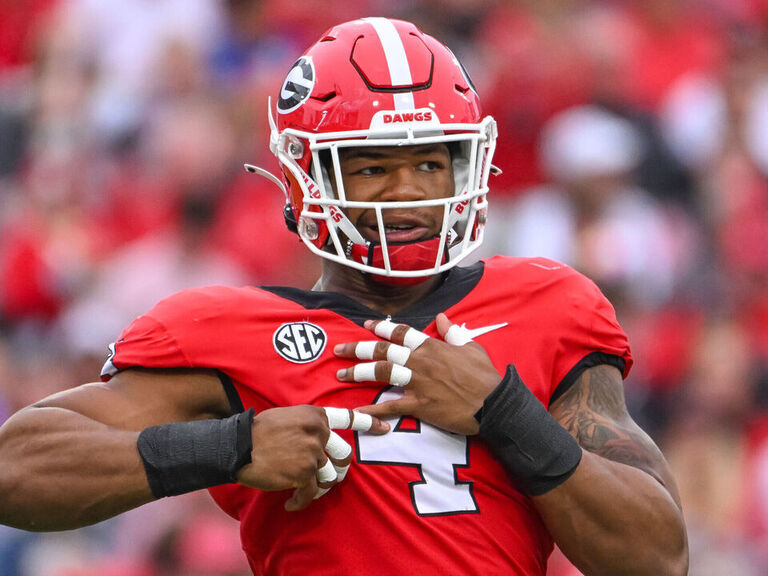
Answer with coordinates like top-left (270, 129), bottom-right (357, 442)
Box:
top-left (458, 322), bottom-right (508, 338)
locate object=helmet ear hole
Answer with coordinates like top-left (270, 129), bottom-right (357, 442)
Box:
top-left (314, 149), bottom-right (336, 197)
top-left (283, 204), bottom-right (299, 234)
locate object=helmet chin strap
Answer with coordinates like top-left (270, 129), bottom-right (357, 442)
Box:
top-left (350, 236), bottom-right (448, 286)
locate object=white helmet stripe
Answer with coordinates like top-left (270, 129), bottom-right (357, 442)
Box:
top-left (393, 91), bottom-right (416, 111)
top-left (364, 17), bottom-right (415, 111)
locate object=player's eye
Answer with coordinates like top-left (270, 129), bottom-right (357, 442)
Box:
top-left (357, 166), bottom-right (385, 176)
top-left (418, 160), bottom-right (443, 172)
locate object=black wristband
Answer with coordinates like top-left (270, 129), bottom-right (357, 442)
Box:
top-left (477, 366), bottom-right (582, 496)
top-left (137, 408), bottom-right (254, 498)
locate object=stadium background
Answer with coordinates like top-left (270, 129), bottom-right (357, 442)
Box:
top-left (1, 0), bottom-right (767, 574)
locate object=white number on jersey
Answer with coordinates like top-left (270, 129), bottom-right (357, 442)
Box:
top-left (356, 388), bottom-right (479, 516)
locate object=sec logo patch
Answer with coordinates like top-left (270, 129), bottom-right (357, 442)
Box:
top-left (273, 322), bottom-right (327, 363)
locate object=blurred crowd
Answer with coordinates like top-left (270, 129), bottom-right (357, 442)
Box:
top-left (1, 0), bottom-right (767, 574)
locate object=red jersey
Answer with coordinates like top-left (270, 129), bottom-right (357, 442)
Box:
top-left (102, 256), bottom-right (632, 575)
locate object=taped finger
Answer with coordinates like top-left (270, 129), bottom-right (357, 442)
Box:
top-left (314, 459), bottom-right (350, 500)
top-left (373, 319), bottom-right (400, 339)
top-left (402, 328), bottom-right (429, 350)
top-left (334, 462), bottom-right (351, 482)
top-left (352, 362), bottom-right (412, 386)
top-left (389, 364), bottom-right (412, 387)
top-left (325, 431), bottom-right (353, 461)
top-left (354, 341), bottom-right (378, 360)
top-left (349, 411), bottom-right (373, 431)
top-left (317, 459), bottom-right (337, 484)
top-left (371, 320), bottom-right (429, 351)
top-left (323, 407), bottom-right (374, 432)
top-left (386, 344), bottom-right (411, 365)
top-left (351, 362), bottom-right (378, 382)
top-left (445, 324), bottom-right (474, 346)
top-left (325, 407), bottom-right (352, 429)
top-left (354, 341), bottom-right (412, 365)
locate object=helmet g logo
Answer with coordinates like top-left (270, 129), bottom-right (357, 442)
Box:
top-left (277, 57), bottom-right (315, 114)
top-left (273, 322), bottom-right (327, 363)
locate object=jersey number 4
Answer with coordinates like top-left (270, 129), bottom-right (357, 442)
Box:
top-left (356, 388), bottom-right (479, 516)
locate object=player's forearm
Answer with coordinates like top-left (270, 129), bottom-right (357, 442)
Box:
top-left (476, 365), bottom-right (688, 574)
top-left (0, 406), bottom-right (153, 531)
top-left (534, 451), bottom-right (688, 576)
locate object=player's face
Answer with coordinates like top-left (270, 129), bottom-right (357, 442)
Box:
top-left (337, 143), bottom-right (455, 244)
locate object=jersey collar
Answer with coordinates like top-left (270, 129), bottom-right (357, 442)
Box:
top-left (260, 260), bottom-right (484, 330)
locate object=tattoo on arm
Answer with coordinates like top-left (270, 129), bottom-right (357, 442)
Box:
top-left (550, 365), bottom-right (679, 501)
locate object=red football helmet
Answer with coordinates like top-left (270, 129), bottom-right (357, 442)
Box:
top-left (248, 17), bottom-right (498, 281)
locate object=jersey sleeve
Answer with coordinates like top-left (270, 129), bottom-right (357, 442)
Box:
top-left (99, 289), bottom-right (220, 380)
top-left (100, 312), bottom-right (190, 379)
top-left (550, 269), bottom-right (633, 402)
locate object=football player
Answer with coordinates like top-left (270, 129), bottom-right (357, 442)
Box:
top-left (0, 17), bottom-right (687, 575)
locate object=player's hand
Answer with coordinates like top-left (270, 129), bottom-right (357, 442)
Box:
top-left (335, 313), bottom-right (502, 435)
top-left (236, 405), bottom-right (389, 511)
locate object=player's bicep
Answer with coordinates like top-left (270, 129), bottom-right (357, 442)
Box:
top-left (549, 364), bottom-right (681, 506)
top-left (33, 368), bottom-right (233, 430)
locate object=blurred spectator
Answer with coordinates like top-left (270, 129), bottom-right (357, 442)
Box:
top-left (473, 2), bottom-right (593, 193)
top-left (51, 0), bottom-right (225, 143)
top-left (0, 0), bottom-right (59, 72)
top-left (484, 104), bottom-right (697, 310)
top-left (210, 0), bottom-right (308, 94)
top-left (663, 318), bottom-right (767, 574)
top-left (614, 0), bottom-right (727, 112)
top-left (57, 96), bottom-right (248, 358)
top-left (660, 27), bottom-right (768, 182)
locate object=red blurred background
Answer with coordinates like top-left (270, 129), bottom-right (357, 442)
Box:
top-left (1, 1), bottom-right (768, 574)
